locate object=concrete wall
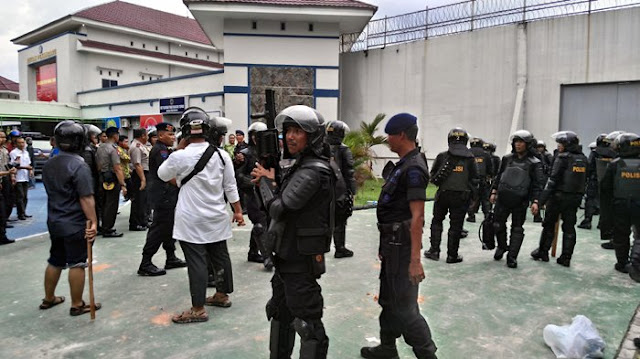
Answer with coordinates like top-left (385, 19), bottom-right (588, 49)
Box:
top-left (340, 6), bottom-right (640, 159)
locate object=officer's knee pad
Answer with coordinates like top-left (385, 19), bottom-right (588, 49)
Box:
top-left (293, 318), bottom-right (315, 340)
top-left (266, 299), bottom-right (277, 321)
top-left (252, 223), bottom-right (265, 236)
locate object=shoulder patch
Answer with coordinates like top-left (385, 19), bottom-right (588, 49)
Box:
top-left (160, 150), bottom-right (169, 159)
top-left (407, 167), bottom-right (423, 186)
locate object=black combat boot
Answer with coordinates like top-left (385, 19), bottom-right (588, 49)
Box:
top-left (334, 230), bottom-right (354, 258)
top-left (424, 226), bottom-right (442, 261)
top-left (506, 228), bottom-right (524, 268)
top-left (361, 335), bottom-right (399, 359)
top-left (165, 252), bottom-right (187, 269)
top-left (530, 248), bottom-right (549, 262)
top-left (556, 234), bottom-right (576, 267)
top-left (446, 229), bottom-right (463, 264)
top-left (601, 240), bottom-right (614, 250)
top-left (556, 255), bottom-right (571, 267)
top-left (138, 257), bottom-right (167, 276)
top-left (615, 262), bottom-right (630, 274)
top-left (577, 219), bottom-right (591, 229)
top-left (466, 214), bottom-right (476, 223)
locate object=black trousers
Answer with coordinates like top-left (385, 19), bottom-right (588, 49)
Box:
top-left (468, 182), bottom-right (491, 217)
top-left (583, 184), bottom-right (600, 222)
top-left (129, 171), bottom-right (148, 227)
top-left (538, 193), bottom-right (582, 257)
top-left (179, 240), bottom-right (233, 307)
top-left (142, 206), bottom-right (177, 261)
top-left (613, 199), bottom-right (640, 267)
top-left (0, 190), bottom-right (7, 240)
top-left (493, 200), bottom-right (528, 262)
top-left (2, 176), bottom-right (13, 219)
top-left (14, 182), bottom-right (28, 217)
top-left (430, 190), bottom-right (469, 257)
top-left (101, 183), bottom-right (120, 231)
top-left (378, 227), bottom-right (437, 358)
top-left (599, 194), bottom-right (615, 240)
top-left (245, 191), bottom-right (267, 255)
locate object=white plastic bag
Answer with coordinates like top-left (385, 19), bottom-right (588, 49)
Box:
top-left (543, 315), bottom-right (605, 358)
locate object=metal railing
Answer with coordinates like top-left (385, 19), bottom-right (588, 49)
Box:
top-left (341, 0), bottom-right (640, 52)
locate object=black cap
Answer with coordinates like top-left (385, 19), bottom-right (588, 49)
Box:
top-left (235, 130), bottom-right (245, 136)
top-left (105, 127), bottom-right (119, 136)
top-left (156, 122), bottom-right (175, 133)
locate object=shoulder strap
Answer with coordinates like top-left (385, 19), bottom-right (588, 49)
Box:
top-left (181, 145), bottom-right (217, 186)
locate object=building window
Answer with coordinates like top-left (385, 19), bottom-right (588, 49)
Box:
top-left (252, 21), bottom-right (257, 30)
top-left (185, 51), bottom-right (188, 56)
top-left (309, 23), bottom-right (314, 32)
top-left (142, 43), bottom-right (146, 49)
top-left (142, 75), bottom-right (145, 80)
top-left (281, 22), bottom-right (286, 31)
top-left (155, 45), bottom-right (158, 51)
top-left (99, 70), bottom-right (103, 75)
top-left (130, 41), bottom-right (134, 46)
top-left (206, 55), bottom-right (210, 60)
top-left (196, 53), bottom-right (199, 58)
top-left (108, 71), bottom-right (112, 76)
top-left (102, 79), bottom-right (118, 88)
top-left (116, 72), bottom-right (120, 77)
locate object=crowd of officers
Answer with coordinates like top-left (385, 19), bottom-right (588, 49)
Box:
top-left (32, 101), bottom-right (639, 359)
top-left (424, 126), bottom-right (640, 278)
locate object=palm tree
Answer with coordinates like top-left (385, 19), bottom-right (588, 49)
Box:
top-left (343, 113), bottom-right (387, 188)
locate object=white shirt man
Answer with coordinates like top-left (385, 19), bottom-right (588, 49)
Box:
top-left (10, 144), bottom-right (31, 183)
top-left (158, 136), bottom-right (244, 324)
top-left (10, 137), bottom-right (33, 220)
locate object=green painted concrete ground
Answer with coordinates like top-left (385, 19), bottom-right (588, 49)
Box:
top-left (0, 202), bottom-right (638, 359)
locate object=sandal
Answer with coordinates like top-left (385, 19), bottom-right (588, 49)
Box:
top-left (69, 300), bottom-right (102, 316)
top-left (172, 309), bottom-right (208, 324)
top-left (39, 296), bottom-right (65, 310)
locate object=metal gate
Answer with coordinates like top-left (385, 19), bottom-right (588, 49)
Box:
top-left (560, 82), bottom-right (640, 151)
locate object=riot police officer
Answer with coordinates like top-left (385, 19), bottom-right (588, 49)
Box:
top-left (531, 131), bottom-right (588, 267)
top-left (361, 113), bottom-right (438, 359)
top-left (600, 132), bottom-right (640, 279)
top-left (137, 123), bottom-right (187, 276)
top-left (251, 105), bottom-right (332, 358)
top-left (599, 131), bottom-right (625, 249)
top-left (467, 137), bottom-right (493, 223)
top-left (578, 134), bottom-right (611, 230)
top-left (490, 130), bottom-right (545, 268)
top-left (533, 140), bottom-right (554, 223)
top-left (326, 120), bottom-right (356, 258)
top-left (424, 128), bottom-right (479, 264)
top-left (235, 121), bottom-right (273, 270)
top-left (82, 124), bottom-right (102, 233)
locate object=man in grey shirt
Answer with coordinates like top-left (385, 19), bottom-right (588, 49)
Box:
top-left (128, 128), bottom-right (149, 231)
top-left (96, 127), bottom-right (127, 237)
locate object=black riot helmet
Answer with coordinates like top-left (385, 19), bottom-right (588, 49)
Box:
top-left (208, 116), bottom-right (232, 147)
top-left (179, 107), bottom-right (210, 140)
top-left (275, 105), bottom-right (326, 158)
top-left (83, 124), bottom-right (101, 144)
top-left (469, 137), bottom-right (484, 148)
top-left (552, 131), bottom-right (580, 153)
top-left (536, 140), bottom-right (547, 150)
top-left (482, 142), bottom-right (496, 153)
top-left (604, 130), bottom-right (625, 148)
top-left (595, 133), bottom-right (608, 147)
top-left (448, 127), bottom-right (469, 145)
top-left (613, 132), bottom-right (640, 157)
top-left (510, 129), bottom-right (535, 153)
top-left (326, 120), bottom-right (350, 145)
top-left (55, 120), bottom-right (87, 154)
top-left (247, 121), bottom-right (268, 146)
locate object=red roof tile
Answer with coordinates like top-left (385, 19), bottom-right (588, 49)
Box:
top-left (75, 1), bottom-right (212, 45)
top-left (78, 40), bottom-right (223, 68)
top-left (0, 76), bottom-right (19, 93)
top-left (183, 0), bottom-right (377, 10)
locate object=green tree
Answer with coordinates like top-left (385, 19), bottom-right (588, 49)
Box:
top-left (343, 113), bottom-right (388, 188)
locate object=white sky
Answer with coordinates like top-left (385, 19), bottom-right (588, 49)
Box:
top-left (0, 0), bottom-right (456, 82)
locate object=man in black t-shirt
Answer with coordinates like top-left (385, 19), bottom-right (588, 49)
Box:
top-left (362, 113), bottom-right (438, 359)
top-left (39, 121), bottom-right (101, 317)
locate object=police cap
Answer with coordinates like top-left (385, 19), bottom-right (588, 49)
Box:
top-left (156, 122), bottom-right (175, 133)
top-left (384, 113), bottom-right (417, 135)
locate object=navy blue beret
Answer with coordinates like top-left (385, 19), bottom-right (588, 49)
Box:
top-left (235, 130), bottom-right (245, 136)
top-left (156, 122), bottom-right (175, 133)
top-left (384, 113), bottom-right (417, 135)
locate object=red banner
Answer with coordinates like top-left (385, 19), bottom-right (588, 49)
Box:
top-left (36, 63), bottom-right (57, 102)
top-left (140, 114), bottom-right (163, 129)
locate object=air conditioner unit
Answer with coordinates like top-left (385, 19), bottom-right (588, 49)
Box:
top-left (121, 118), bottom-right (130, 128)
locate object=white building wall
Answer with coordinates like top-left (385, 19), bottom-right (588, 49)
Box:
top-left (340, 6), bottom-right (640, 159)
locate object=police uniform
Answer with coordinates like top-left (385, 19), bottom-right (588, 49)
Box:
top-left (531, 135), bottom-right (588, 266)
top-left (264, 106), bottom-right (332, 359)
top-left (235, 134), bottom-right (271, 266)
top-left (329, 139), bottom-right (356, 258)
top-left (467, 140), bottom-right (493, 222)
top-left (96, 136), bottom-right (122, 235)
top-left (580, 138), bottom-right (616, 230)
top-left (81, 142), bottom-right (101, 231)
top-left (129, 137), bottom-right (150, 230)
top-left (599, 133), bottom-right (640, 278)
top-left (425, 131), bottom-right (479, 263)
top-left (491, 132), bottom-right (545, 268)
top-left (138, 123), bottom-right (186, 276)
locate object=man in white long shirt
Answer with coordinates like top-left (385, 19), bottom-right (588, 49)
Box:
top-left (158, 107), bottom-right (244, 324)
top-left (10, 137), bottom-right (33, 220)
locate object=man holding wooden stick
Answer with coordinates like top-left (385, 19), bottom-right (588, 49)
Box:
top-left (40, 120), bottom-right (101, 317)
